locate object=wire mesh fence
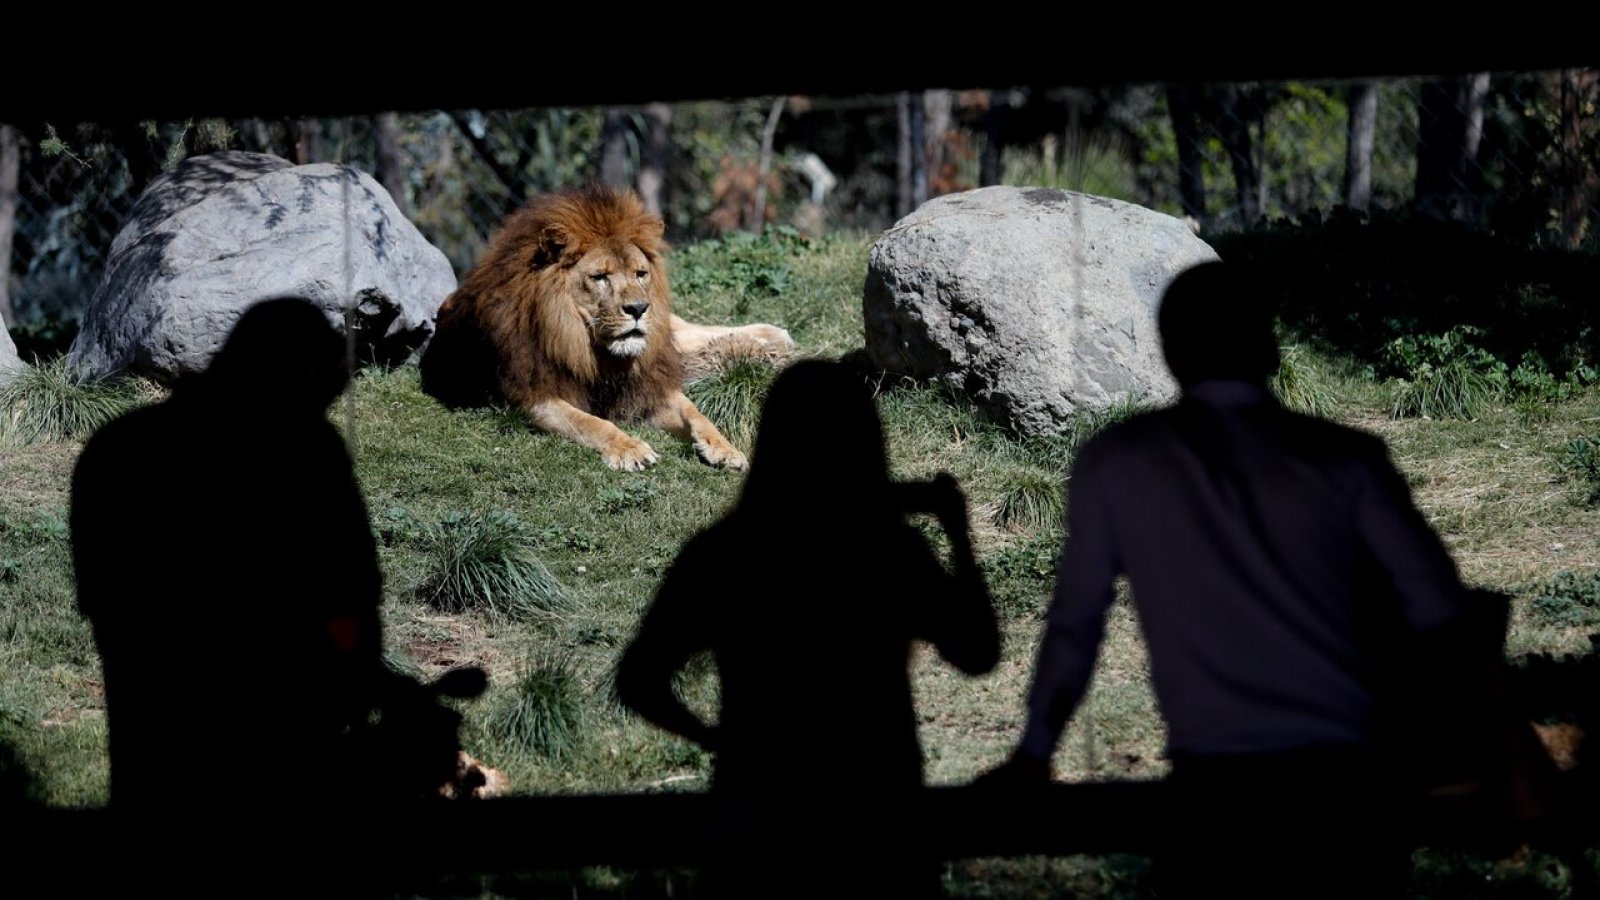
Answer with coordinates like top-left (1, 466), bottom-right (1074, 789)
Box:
top-left (2, 69), bottom-right (1596, 343)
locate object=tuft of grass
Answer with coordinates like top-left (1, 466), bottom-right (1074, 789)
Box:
top-left (0, 360), bottom-right (142, 445)
top-left (999, 398), bottom-right (1151, 474)
top-left (1556, 436), bottom-right (1600, 506)
top-left (488, 659), bottom-right (585, 763)
top-left (684, 357), bottom-right (778, 451)
top-left (416, 510), bottom-right (567, 618)
top-left (992, 467), bottom-right (1064, 533)
top-left (1272, 346), bottom-right (1339, 418)
top-left (1388, 362), bottom-right (1499, 420)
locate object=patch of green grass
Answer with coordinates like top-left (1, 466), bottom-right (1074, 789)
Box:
top-left (596, 479), bottom-right (659, 515)
top-left (416, 510), bottom-right (568, 618)
top-left (983, 533), bottom-right (1062, 618)
top-left (0, 360), bottom-right (142, 445)
top-left (487, 659), bottom-right (585, 763)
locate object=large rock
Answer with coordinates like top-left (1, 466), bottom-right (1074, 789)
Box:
top-left (864, 186), bottom-right (1218, 437)
top-left (0, 326), bottom-right (23, 386)
top-left (67, 151), bottom-right (456, 383)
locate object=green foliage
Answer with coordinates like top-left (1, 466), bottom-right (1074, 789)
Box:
top-left (596, 480), bottom-right (658, 515)
top-left (0, 361), bottom-right (141, 445)
top-left (984, 533), bottom-right (1062, 618)
top-left (1557, 436), bottom-right (1600, 506)
top-left (671, 227), bottom-right (810, 315)
top-left (1383, 326), bottom-right (1505, 419)
top-left (415, 510), bottom-right (567, 618)
top-left (1523, 570), bottom-right (1600, 626)
top-left (488, 660), bottom-right (585, 763)
top-left (37, 125), bottom-right (86, 168)
top-left (0, 509), bottom-right (70, 544)
top-left (683, 357), bottom-right (778, 450)
top-left (1271, 346), bottom-right (1339, 418)
top-left (993, 467), bottom-right (1064, 533)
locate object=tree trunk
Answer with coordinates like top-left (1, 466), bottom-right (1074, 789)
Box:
top-left (980, 90), bottom-right (1005, 187)
top-left (1415, 74), bottom-right (1490, 221)
top-left (1344, 82), bottom-right (1378, 212)
top-left (910, 91), bottom-right (928, 208)
top-left (923, 89), bottom-right (953, 197)
top-left (599, 109), bottom-right (631, 189)
top-left (1558, 70), bottom-right (1590, 248)
top-left (1166, 84), bottom-right (1207, 224)
top-left (0, 124), bottom-right (18, 328)
top-left (373, 112), bottom-right (411, 217)
top-left (295, 119), bottom-right (323, 164)
top-left (637, 103), bottom-right (673, 220)
top-left (446, 111), bottom-right (526, 212)
top-left (1214, 84), bottom-right (1261, 228)
top-left (750, 97), bottom-right (786, 234)
top-left (896, 93), bottom-right (914, 218)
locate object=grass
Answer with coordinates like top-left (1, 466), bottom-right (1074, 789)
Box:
top-left (3, 230), bottom-right (1600, 896)
top-left (487, 659), bottom-right (586, 763)
top-left (1272, 345), bottom-right (1340, 418)
top-left (415, 510), bottom-right (568, 619)
top-left (684, 356), bottom-right (778, 451)
top-left (0, 359), bottom-right (144, 445)
top-left (992, 467), bottom-right (1064, 533)
top-left (1390, 360), bottom-right (1501, 420)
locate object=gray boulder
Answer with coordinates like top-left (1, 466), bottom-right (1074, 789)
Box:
top-left (0, 326), bottom-right (22, 386)
top-left (67, 151), bottom-right (456, 384)
top-left (864, 186), bottom-right (1219, 437)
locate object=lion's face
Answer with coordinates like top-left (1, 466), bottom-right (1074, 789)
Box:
top-left (569, 243), bottom-right (660, 359)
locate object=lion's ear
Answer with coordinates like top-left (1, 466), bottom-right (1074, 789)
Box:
top-left (532, 225), bottom-right (570, 269)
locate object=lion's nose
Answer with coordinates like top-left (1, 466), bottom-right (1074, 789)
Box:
top-left (623, 301), bottom-right (650, 320)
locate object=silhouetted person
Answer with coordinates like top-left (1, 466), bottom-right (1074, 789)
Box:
top-left (984, 261), bottom-right (1478, 898)
top-left (70, 298), bottom-right (390, 893)
top-left (615, 359), bottom-right (1000, 899)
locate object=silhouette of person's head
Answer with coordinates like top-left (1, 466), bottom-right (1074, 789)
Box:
top-left (738, 359), bottom-right (892, 514)
top-left (1158, 261), bottom-right (1281, 388)
top-left (196, 297), bottom-right (350, 412)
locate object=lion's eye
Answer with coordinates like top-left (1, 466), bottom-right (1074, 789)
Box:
top-left (589, 272), bottom-right (609, 283)
top-left (635, 270), bottom-right (649, 280)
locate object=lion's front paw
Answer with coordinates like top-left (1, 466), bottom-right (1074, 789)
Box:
top-left (696, 439), bottom-right (748, 471)
top-left (603, 437), bottom-right (660, 471)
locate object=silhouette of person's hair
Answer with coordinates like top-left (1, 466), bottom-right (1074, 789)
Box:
top-left (1157, 260), bottom-right (1281, 386)
top-left (195, 296), bottom-right (351, 409)
top-left (616, 359), bottom-right (1000, 899)
top-left (70, 297), bottom-right (472, 894)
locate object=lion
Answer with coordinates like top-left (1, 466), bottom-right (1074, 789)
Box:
top-left (420, 185), bottom-right (792, 471)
